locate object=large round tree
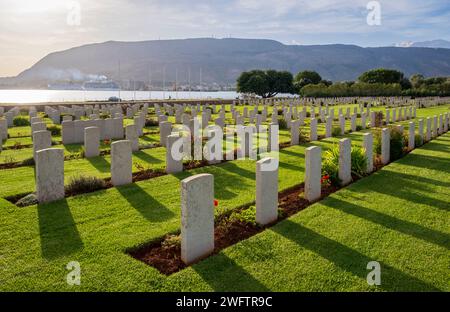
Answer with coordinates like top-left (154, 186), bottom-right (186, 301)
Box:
top-left (237, 70), bottom-right (294, 98)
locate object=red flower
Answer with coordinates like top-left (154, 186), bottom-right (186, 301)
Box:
top-left (321, 175), bottom-right (330, 184)
top-left (213, 199), bottom-right (219, 207)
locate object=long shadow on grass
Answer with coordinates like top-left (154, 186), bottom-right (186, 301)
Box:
top-left (192, 253), bottom-right (270, 291)
top-left (116, 183), bottom-right (174, 222)
top-left (38, 199), bottom-right (83, 259)
top-left (133, 150), bottom-right (163, 164)
top-left (272, 220), bottom-right (441, 291)
top-left (381, 170), bottom-right (450, 188)
top-left (323, 197), bottom-right (450, 249)
top-left (397, 153), bottom-right (450, 173)
top-left (172, 164), bottom-right (247, 201)
top-left (64, 144), bottom-right (83, 154)
top-left (279, 148), bottom-right (305, 159)
top-left (366, 175), bottom-right (450, 212)
top-left (86, 155), bottom-right (110, 173)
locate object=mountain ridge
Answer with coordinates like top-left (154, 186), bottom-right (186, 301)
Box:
top-left (3, 38), bottom-right (450, 88)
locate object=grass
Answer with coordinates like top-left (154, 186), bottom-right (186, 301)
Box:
top-left (0, 130), bottom-right (448, 291)
top-left (0, 103), bottom-right (448, 291)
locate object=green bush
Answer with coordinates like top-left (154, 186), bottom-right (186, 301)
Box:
top-left (145, 118), bottom-right (159, 127)
top-left (65, 176), bottom-right (106, 195)
top-left (323, 144), bottom-right (368, 186)
top-left (374, 127), bottom-right (405, 161)
top-left (322, 145), bottom-right (340, 186)
top-left (374, 111), bottom-right (384, 127)
top-left (414, 134), bottom-right (423, 147)
top-left (13, 116), bottom-right (30, 126)
top-left (228, 205), bottom-right (257, 226)
top-left (351, 146), bottom-right (368, 177)
top-left (391, 127), bottom-right (406, 161)
top-left (331, 126), bottom-right (341, 137)
top-left (47, 125), bottom-right (61, 136)
top-left (355, 125), bottom-right (363, 131)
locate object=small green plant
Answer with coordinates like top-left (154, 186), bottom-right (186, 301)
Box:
top-left (350, 146), bottom-right (368, 178)
top-left (13, 116), bottom-right (30, 127)
top-left (374, 111), bottom-right (384, 127)
top-left (278, 118), bottom-right (288, 130)
top-left (322, 145), bottom-right (368, 186)
top-left (161, 234), bottom-right (181, 249)
top-left (374, 127), bottom-right (405, 161)
top-left (331, 126), bottom-right (341, 137)
top-left (47, 125), bottom-right (61, 136)
top-left (322, 145), bottom-right (340, 186)
top-left (65, 175), bottom-right (106, 195)
top-left (355, 125), bottom-right (363, 131)
top-left (414, 134), bottom-right (423, 147)
top-left (390, 127), bottom-right (406, 161)
top-left (145, 118), bottom-right (159, 127)
top-left (16, 193), bottom-right (38, 207)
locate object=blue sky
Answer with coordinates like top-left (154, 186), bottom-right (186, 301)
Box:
top-left (0, 0), bottom-right (449, 76)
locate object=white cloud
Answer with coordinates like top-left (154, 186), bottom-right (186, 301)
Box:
top-left (0, 0), bottom-right (448, 76)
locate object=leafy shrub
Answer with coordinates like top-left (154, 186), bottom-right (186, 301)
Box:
top-left (65, 176), bottom-right (106, 195)
top-left (355, 125), bottom-right (363, 131)
top-left (322, 145), bottom-right (340, 186)
top-left (414, 134), bottom-right (423, 147)
top-left (16, 194), bottom-right (38, 207)
top-left (145, 118), bottom-right (159, 127)
top-left (374, 111), bottom-right (384, 127)
top-left (278, 118), bottom-right (288, 130)
top-left (331, 126), bottom-right (341, 137)
top-left (323, 145), bottom-right (368, 186)
top-left (47, 125), bottom-right (61, 136)
top-left (228, 205), bottom-right (257, 226)
top-left (161, 234), bottom-right (181, 249)
top-left (374, 127), bottom-right (405, 161)
top-left (13, 116), bottom-right (30, 126)
top-left (390, 127), bottom-right (406, 161)
top-left (351, 146), bottom-right (368, 177)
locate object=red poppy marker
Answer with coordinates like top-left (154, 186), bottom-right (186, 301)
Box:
top-left (213, 199), bottom-right (219, 207)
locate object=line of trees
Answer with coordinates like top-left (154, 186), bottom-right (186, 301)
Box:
top-left (236, 68), bottom-right (450, 97)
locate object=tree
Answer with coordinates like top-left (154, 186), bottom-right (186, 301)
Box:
top-left (294, 70), bottom-right (322, 90)
top-left (358, 68), bottom-right (413, 90)
top-left (358, 68), bottom-right (404, 84)
top-left (410, 74), bottom-right (424, 88)
top-left (236, 70), bottom-right (294, 98)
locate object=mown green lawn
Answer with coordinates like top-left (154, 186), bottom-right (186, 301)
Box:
top-left (1, 105), bottom-right (447, 198)
top-left (0, 103), bottom-right (448, 291)
top-left (0, 127), bottom-right (448, 291)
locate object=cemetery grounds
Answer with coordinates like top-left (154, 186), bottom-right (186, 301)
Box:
top-left (0, 99), bottom-right (449, 291)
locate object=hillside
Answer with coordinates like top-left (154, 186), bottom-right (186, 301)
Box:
top-left (4, 38), bottom-right (450, 87)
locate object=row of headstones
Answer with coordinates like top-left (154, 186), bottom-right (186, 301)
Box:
top-left (61, 118), bottom-right (125, 144)
top-left (35, 139), bottom-right (136, 202)
top-left (32, 111), bottom-right (449, 208)
top-left (178, 113), bottom-right (450, 265)
top-left (234, 96), bottom-right (429, 108)
top-left (1, 107), bottom-right (20, 127)
top-left (289, 108), bottom-right (421, 144)
top-left (33, 110), bottom-right (450, 199)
